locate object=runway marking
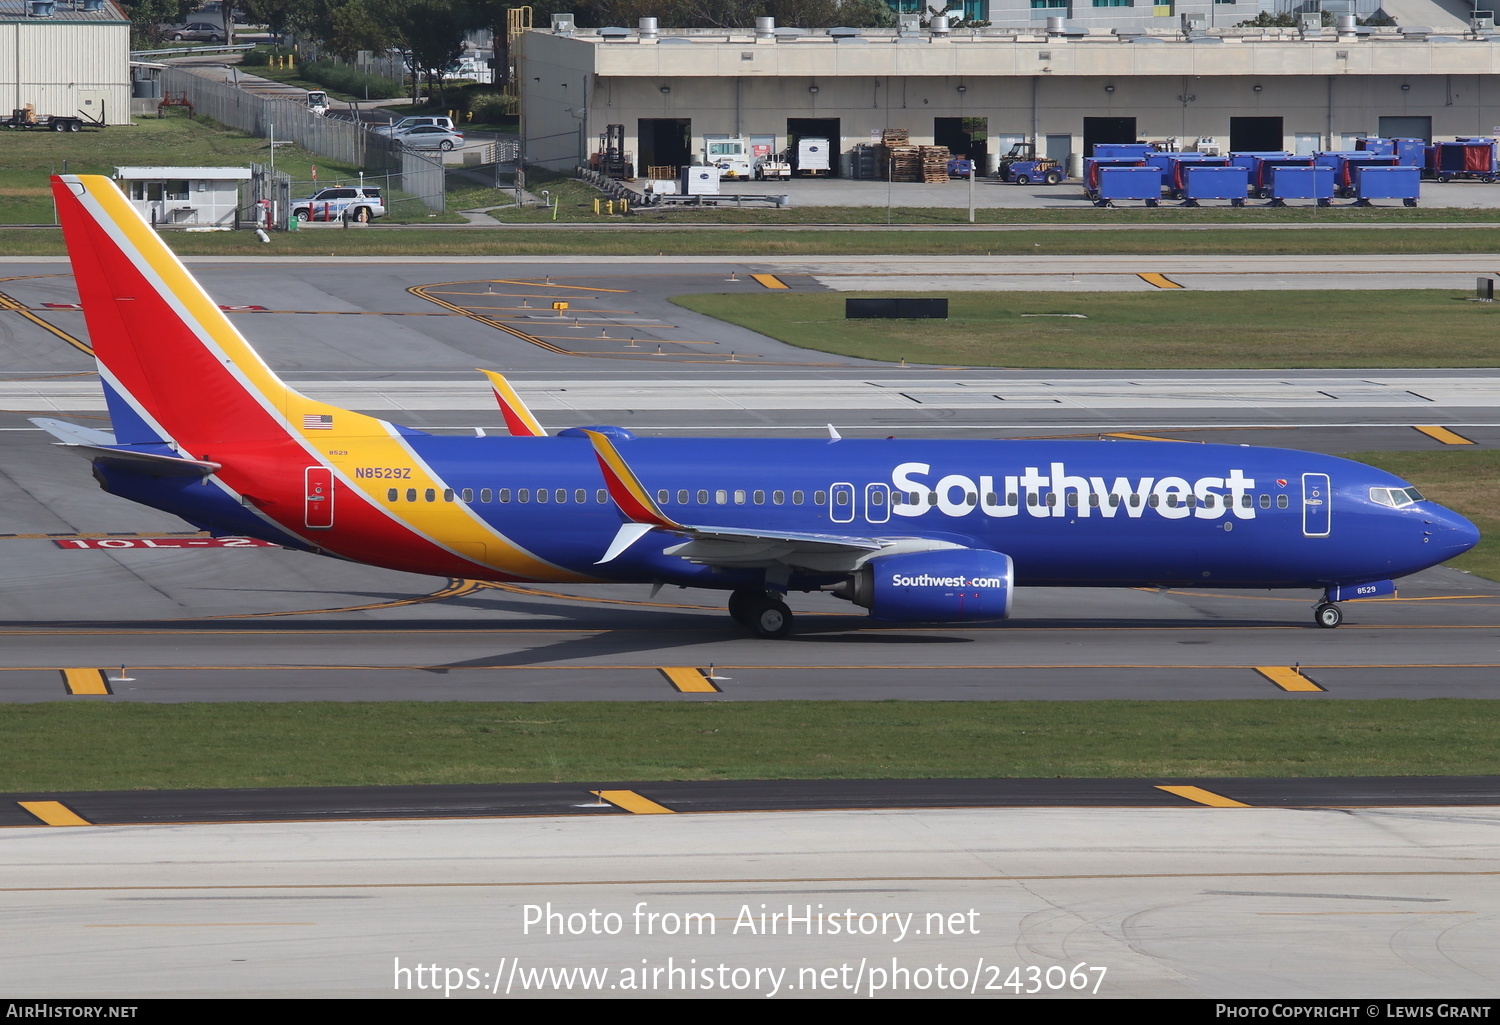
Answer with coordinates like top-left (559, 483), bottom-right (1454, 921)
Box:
top-left (1104, 432), bottom-right (1199, 443)
top-left (18, 801), bottom-right (92, 826)
top-left (0, 290), bottom-right (94, 356)
top-left (0, 531), bottom-right (205, 541)
top-left (191, 577), bottom-right (489, 620)
top-left (751, 274), bottom-right (789, 290)
top-left (1413, 425), bottom-right (1475, 446)
top-left (59, 668), bottom-right (111, 695)
top-left (1156, 786), bottom-right (1251, 808)
top-left (592, 790), bottom-right (675, 814)
top-left (1137, 273), bottom-right (1184, 290)
top-left (658, 666), bottom-right (720, 693)
top-left (432, 280), bottom-right (632, 294)
top-left (1256, 666), bottom-right (1325, 692)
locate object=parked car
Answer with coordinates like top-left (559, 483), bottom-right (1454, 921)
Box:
top-left (393, 125), bottom-right (464, 152)
top-left (168, 22), bottom-right (226, 42)
top-left (290, 186), bottom-right (385, 223)
top-left (372, 115), bottom-right (456, 137)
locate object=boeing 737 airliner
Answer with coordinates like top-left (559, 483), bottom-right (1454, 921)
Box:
top-left (34, 175), bottom-right (1479, 636)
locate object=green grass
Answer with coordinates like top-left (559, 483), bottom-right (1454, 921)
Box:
top-left (673, 290), bottom-right (1500, 369)
top-left (1348, 450), bottom-right (1500, 582)
top-left (3, 701), bottom-right (1498, 792)
top-left (13, 225), bottom-right (1500, 258)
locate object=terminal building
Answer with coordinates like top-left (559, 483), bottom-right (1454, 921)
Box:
top-left (516, 11), bottom-right (1500, 176)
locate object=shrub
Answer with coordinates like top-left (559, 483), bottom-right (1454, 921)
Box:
top-left (299, 61), bottom-right (404, 101)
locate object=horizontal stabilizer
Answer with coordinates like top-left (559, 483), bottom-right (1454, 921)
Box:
top-left (31, 421), bottom-right (221, 477)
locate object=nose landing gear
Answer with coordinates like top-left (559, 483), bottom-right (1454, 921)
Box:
top-left (1313, 602), bottom-right (1343, 629)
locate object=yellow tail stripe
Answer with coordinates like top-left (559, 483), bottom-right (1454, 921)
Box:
top-left (1256, 666), bottom-right (1324, 692)
top-left (19, 801), bottom-right (92, 826)
top-left (60, 668), bottom-right (111, 695)
top-left (1156, 786), bottom-right (1251, 808)
top-left (659, 666), bottom-right (719, 693)
top-left (593, 790), bottom-right (674, 814)
top-left (751, 274), bottom-right (789, 290)
top-left (1138, 272), bottom-right (1184, 289)
top-left (1413, 425), bottom-right (1474, 446)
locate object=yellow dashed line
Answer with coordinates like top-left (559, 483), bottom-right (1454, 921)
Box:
top-left (1413, 425), bottom-right (1475, 446)
top-left (659, 666), bottom-right (720, 693)
top-left (1105, 432), bottom-right (1197, 443)
top-left (1256, 666), bottom-right (1325, 692)
top-left (1156, 786), bottom-right (1251, 808)
top-left (60, 668), bottom-right (111, 695)
top-left (19, 801), bottom-right (92, 826)
top-left (592, 790), bottom-right (674, 814)
top-left (1138, 272), bottom-right (1184, 289)
top-left (751, 274), bottom-right (789, 290)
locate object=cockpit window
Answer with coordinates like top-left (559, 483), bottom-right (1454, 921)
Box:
top-left (1370, 486), bottom-right (1422, 508)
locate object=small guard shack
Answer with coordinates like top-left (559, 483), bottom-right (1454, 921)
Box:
top-left (113, 166), bottom-right (251, 228)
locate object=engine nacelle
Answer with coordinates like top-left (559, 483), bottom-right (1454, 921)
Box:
top-left (842, 549), bottom-right (1014, 622)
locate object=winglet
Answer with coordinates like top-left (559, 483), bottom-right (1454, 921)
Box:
top-left (479, 370), bottom-right (547, 437)
top-left (581, 429), bottom-right (683, 530)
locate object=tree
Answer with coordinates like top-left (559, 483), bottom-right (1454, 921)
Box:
top-left (117, 0), bottom-right (194, 47)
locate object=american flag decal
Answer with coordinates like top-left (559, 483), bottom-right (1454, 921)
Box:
top-left (302, 414), bottom-right (334, 430)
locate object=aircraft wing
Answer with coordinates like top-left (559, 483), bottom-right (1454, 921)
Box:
top-left (582, 429), bottom-right (950, 570)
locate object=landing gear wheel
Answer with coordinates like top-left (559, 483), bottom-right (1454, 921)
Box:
top-left (1314, 602), bottom-right (1343, 629)
top-left (749, 597), bottom-right (793, 638)
top-left (727, 588), bottom-right (760, 626)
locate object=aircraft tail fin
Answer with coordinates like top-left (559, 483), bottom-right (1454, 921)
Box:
top-left (49, 174), bottom-right (346, 450)
top-left (479, 370), bottom-right (548, 437)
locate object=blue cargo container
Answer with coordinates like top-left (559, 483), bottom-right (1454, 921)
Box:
top-left (1092, 166), bottom-right (1164, 207)
top-left (1358, 137), bottom-right (1426, 166)
top-left (1092, 144), bottom-right (1156, 160)
top-left (1264, 165), bottom-right (1335, 206)
top-left (1082, 157), bottom-right (1148, 199)
top-left (1352, 165), bottom-right (1421, 206)
top-left (1230, 153), bottom-right (1313, 198)
top-left (1424, 139), bottom-right (1498, 182)
top-left (1154, 154), bottom-right (1230, 198)
top-left (1315, 151), bottom-right (1398, 196)
top-left (1180, 165), bottom-right (1250, 206)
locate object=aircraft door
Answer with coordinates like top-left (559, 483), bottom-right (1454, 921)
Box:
top-left (830, 482), bottom-right (855, 523)
top-left (1302, 472), bottom-right (1330, 537)
top-left (304, 466), bottom-right (335, 528)
top-left (864, 482), bottom-right (890, 524)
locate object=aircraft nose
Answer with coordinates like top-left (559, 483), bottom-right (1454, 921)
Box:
top-left (1427, 505), bottom-right (1480, 558)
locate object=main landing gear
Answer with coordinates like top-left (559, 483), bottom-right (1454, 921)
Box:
top-left (1313, 601), bottom-right (1343, 629)
top-left (728, 588), bottom-right (793, 639)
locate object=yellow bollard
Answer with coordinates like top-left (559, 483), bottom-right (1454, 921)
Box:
top-left (287, 54), bottom-right (295, 69)
top-left (592, 198), bottom-right (600, 215)
top-left (621, 198), bottom-right (629, 214)
top-left (606, 200), bottom-right (614, 215)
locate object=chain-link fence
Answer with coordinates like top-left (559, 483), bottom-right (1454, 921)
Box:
top-left (160, 68), bottom-right (444, 218)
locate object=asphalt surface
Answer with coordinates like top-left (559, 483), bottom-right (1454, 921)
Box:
top-left (3, 249), bottom-right (1499, 999)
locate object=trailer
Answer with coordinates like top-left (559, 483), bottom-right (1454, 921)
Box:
top-left (1228, 153), bottom-right (1312, 199)
top-left (1352, 165), bottom-right (1421, 206)
top-left (1082, 157), bottom-right (1147, 200)
top-left (1091, 166), bottom-right (1163, 207)
top-left (794, 137), bottom-right (831, 177)
top-left (1154, 154), bottom-right (1229, 199)
top-left (3, 105), bottom-right (100, 132)
top-left (1315, 152), bottom-right (1398, 197)
top-left (1424, 139), bottom-right (1499, 183)
top-left (1264, 165), bottom-right (1335, 207)
top-left (1179, 165), bottom-right (1249, 207)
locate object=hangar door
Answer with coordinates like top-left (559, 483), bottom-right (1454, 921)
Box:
top-left (1082, 117), bottom-right (1136, 157)
top-left (935, 117), bottom-right (988, 164)
top-left (1230, 117), bottom-right (1284, 153)
top-left (1379, 116), bottom-right (1432, 142)
top-left (637, 118), bottom-right (691, 177)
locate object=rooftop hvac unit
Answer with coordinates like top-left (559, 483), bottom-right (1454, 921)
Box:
top-left (1299, 13), bottom-right (1323, 31)
top-left (28, 0), bottom-right (56, 16)
top-left (1474, 11), bottom-right (1495, 29)
top-left (81, 0), bottom-right (104, 10)
top-left (550, 13), bottom-right (575, 34)
top-left (1181, 13), bottom-right (1207, 32)
top-left (897, 13), bottom-right (920, 33)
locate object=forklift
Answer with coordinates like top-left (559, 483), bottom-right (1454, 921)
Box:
top-left (996, 142), bottom-right (1064, 185)
top-left (591, 124), bottom-right (632, 179)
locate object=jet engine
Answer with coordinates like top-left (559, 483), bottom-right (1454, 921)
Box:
top-left (834, 549), bottom-right (1014, 622)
